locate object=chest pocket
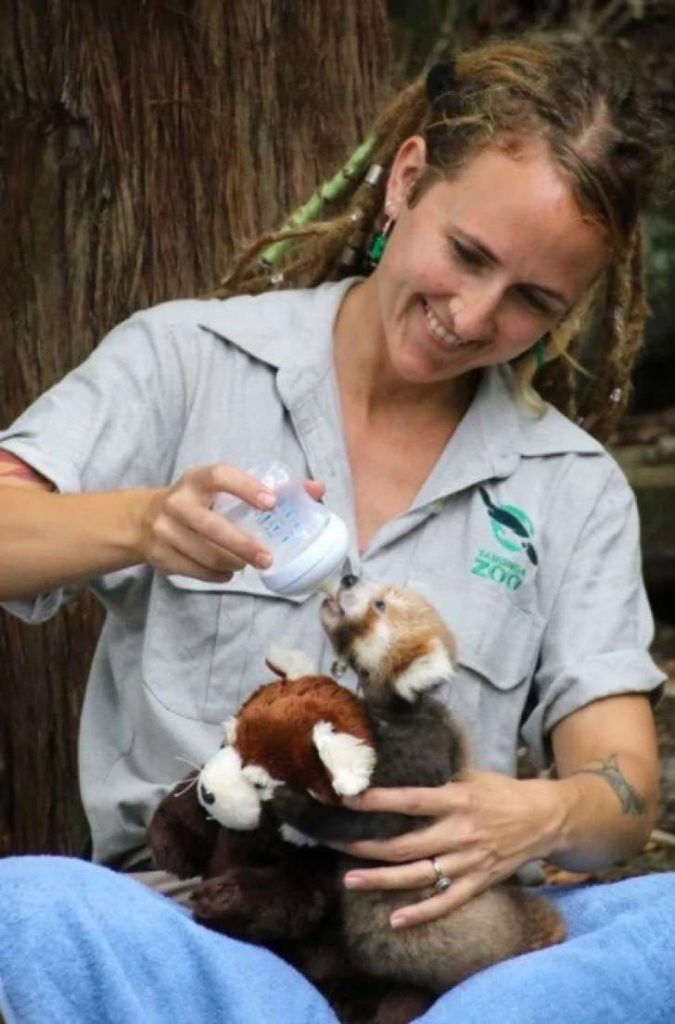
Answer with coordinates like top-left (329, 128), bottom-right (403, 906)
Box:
top-left (406, 571), bottom-right (541, 773)
top-left (141, 567), bottom-right (310, 722)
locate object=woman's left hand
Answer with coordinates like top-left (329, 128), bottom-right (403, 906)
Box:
top-left (339, 771), bottom-right (565, 929)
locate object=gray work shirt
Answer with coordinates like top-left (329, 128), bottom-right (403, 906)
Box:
top-left (0, 278), bottom-right (665, 863)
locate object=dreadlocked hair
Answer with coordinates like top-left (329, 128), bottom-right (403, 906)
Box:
top-left (212, 32), bottom-right (669, 442)
top-left (212, 78), bottom-right (429, 298)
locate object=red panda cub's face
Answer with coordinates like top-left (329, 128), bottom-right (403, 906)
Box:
top-left (320, 575), bottom-right (457, 703)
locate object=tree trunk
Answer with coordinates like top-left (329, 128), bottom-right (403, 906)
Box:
top-left (0, 0), bottom-right (391, 856)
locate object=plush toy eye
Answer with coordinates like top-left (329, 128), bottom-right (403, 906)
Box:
top-left (252, 781), bottom-right (267, 791)
top-left (373, 599), bottom-right (387, 612)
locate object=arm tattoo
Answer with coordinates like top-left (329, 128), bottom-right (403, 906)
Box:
top-left (571, 755), bottom-right (647, 816)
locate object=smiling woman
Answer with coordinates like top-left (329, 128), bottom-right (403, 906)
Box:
top-left (335, 137), bottom-right (608, 396)
top-left (0, 29), bottom-right (674, 1024)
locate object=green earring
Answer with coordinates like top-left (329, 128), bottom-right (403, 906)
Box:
top-left (366, 216), bottom-right (395, 268)
top-left (533, 340), bottom-right (546, 370)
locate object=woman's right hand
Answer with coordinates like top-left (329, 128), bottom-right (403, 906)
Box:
top-left (139, 464), bottom-right (324, 583)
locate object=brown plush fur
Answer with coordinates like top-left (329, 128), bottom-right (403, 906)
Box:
top-left (233, 674), bottom-right (374, 803)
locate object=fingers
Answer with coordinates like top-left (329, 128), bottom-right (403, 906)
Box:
top-left (337, 811), bottom-right (482, 868)
top-left (187, 463), bottom-right (278, 510)
top-left (144, 463), bottom-right (327, 581)
top-left (389, 872), bottom-right (487, 930)
top-left (303, 479), bottom-right (325, 501)
top-left (343, 847), bottom-right (485, 892)
top-left (345, 852), bottom-right (495, 930)
top-left (167, 500), bottom-right (271, 569)
top-left (145, 464), bottom-right (275, 578)
top-left (344, 782), bottom-right (468, 818)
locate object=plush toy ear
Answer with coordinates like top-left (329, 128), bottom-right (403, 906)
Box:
top-left (312, 721), bottom-right (376, 797)
top-left (223, 716), bottom-right (238, 746)
top-left (393, 639), bottom-right (456, 703)
top-left (265, 643), bottom-right (317, 680)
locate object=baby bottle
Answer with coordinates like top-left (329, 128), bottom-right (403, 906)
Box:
top-left (212, 459), bottom-right (349, 597)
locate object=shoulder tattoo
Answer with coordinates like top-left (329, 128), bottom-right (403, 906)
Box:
top-left (571, 755), bottom-right (647, 816)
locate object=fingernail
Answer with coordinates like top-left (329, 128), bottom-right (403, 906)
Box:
top-left (255, 552), bottom-right (273, 569)
top-left (257, 491), bottom-right (276, 509)
top-left (390, 913), bottom-right (408, 929)
top-left (344, 874), bottom-right (365, 889)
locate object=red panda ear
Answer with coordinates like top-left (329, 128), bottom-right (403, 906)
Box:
top-left (394, 641), bottom-right (456, 703)
top-left (265, 643), bottom-right (317, 680)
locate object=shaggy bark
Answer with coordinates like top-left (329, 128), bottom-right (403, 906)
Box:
top-left (0, 0), bottom-right (391, 855)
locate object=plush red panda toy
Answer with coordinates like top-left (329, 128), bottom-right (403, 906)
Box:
top-left (195, 646), bottom-right (376, 832)
top-left (148, 645), bottom-right (376, 912)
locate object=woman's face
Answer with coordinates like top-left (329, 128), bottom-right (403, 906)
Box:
top-left (369, 137), bottom-right (609, 386)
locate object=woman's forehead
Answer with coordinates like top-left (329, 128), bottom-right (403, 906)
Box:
top-left (424, 144), bottom-right (609, 290)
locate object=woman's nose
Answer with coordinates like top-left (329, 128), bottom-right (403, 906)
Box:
top-left (449, 285), bottom-right (500, 342)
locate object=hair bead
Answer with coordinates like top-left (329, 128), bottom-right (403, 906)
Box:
top-left (365, 163), bottom-right (384, 186)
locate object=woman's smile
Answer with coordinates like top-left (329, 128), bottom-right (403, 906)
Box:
top-left (394, 297), bottom-right (483, 382)
top-left (420, 298), bottom-right (471, 351)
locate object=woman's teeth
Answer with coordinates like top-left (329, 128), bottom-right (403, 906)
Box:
top-left (422, 300), bottom-right (469, 349)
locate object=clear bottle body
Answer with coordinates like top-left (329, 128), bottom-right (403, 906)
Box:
top-left (212, 460), bottom-right (347, 595)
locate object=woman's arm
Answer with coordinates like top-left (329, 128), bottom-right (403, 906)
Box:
top-left (547, 692), bottom-right (660, 870)
top-left (0, 452), bottom-right (292, 600)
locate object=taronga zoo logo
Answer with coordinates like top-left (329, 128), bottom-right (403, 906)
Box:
top-left (471, 487), bottom-right (538, 592)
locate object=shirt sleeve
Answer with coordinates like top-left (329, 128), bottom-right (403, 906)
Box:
top-left (0, 303), bottom-right (200, 622)
top-left (520, 463), bottom-right (666, 768)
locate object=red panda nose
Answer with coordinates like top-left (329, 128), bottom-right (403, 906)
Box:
top-left (341, 574), bottom-right (359, 589)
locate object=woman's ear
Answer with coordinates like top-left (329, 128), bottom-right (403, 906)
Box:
top-left (385, 135), bottom-right (427, 215)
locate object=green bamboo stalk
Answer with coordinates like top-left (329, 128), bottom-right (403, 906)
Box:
top-left (261, 135), bottom-right (376, 266)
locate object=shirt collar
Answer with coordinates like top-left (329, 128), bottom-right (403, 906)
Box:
top-left (197, 277), bottom-right (358, 378)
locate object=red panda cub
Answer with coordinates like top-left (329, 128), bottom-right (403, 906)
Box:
top-left (273, 574), bottom-right (565, 994)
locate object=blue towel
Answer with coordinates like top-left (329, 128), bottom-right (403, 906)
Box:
top-left (1, 856), bottom-right (675, 1023)
top-left (420, 872), bottom-right (675, 1024)
top-left (0, 856), bottom-right (337, 1024)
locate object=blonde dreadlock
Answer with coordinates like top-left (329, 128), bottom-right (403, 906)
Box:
top-left (212, 33), bottom-right (668, 442)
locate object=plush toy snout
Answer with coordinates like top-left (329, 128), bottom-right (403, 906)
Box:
top-left (198, 746), bottom-right (279, 831)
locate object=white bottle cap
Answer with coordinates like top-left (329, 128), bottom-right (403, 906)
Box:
top-left (259, 511), bottom-right (349, 597)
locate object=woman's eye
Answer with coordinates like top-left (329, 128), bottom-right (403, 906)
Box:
top-left (451, 239), bottom-right (484, 268)
top-left (373, 599), bottom-right (387, 612)
top-left (519, 288), bottom-right (552, 315)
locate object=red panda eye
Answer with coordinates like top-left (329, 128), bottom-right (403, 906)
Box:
top-left (373, 599), bottom-right (386, 612)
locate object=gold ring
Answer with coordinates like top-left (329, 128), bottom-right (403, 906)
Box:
top-left (430, 856), bottom-right (452, 893)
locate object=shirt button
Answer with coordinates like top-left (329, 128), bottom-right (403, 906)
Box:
top-left (432, 499), bottom-right (446, 515)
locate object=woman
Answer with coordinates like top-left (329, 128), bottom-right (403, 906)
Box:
top-left (0, 33), bottom-right (673, 1024)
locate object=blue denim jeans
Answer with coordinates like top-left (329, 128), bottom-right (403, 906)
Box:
top-left (1, 855), bottom-right (674, 1023)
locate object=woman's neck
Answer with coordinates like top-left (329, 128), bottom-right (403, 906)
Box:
top-left (333, 279), bottom-right (476, 424)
